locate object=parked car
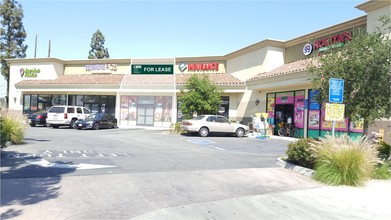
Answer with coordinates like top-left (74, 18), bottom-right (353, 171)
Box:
top-left (46, 106), bottom-right (91, 128)
top-left (28, 111), bottom-right (48, 127)
top-left (75, 113), bottom-right (117, 130)
top-left (181, 115), bottom-right (249, 137)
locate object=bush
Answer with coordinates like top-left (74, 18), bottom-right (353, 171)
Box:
top-left (377, 141), bottom-right (391, 160)
top-left (311, 135), bottom-right (379, 186)
top-left (372, 162), bottom-right (391, 179)
top-left (0, 118), bottom-right (8, 148)
top-left (170, 122), bottom-right (183, 134)
top-left (0, 109), bottom-right (27, 145)
top-left (286, 138), bottom-right (317, 169)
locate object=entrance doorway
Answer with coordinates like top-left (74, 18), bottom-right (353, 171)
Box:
top-left (137, 104), bottom-right (154, 126)
top-left (274, 104), bottom-right (294, 134)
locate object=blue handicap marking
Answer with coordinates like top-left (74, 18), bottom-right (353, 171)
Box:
top-left (187, 139), bottom-right (215, 145)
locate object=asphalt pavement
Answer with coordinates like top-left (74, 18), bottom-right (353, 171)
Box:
top-left (1, 127), bottom-right (390, 219)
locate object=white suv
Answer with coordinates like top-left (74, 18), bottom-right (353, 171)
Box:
top-left (47, 106), bottom-right (91, 128)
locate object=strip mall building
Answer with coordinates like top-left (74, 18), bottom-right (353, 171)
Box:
top-left (7, 0), bottom-right (390, 141)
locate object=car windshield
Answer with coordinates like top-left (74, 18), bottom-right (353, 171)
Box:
top-left (192, 115), bottom-right (206, 120)
top-left (87, 114), bottom-right (103, 119)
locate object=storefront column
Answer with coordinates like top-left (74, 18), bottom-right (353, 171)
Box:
top-left (304, 89), bottom-right (309, 138)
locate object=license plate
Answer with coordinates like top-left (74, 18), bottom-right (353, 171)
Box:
top-left (78, 124), bottom-right (82, 126)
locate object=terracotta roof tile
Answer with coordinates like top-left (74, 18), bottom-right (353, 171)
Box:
top-left (122, 74), bottom-right (175, 85)
top-left (176, 73), bottom-right (244, 85)
top-left (16, 73), bottom-right (244, 87)
top-left (248, 58), bottom-right (319, 81)
top-left (16, 74), bottom-right (125, 85)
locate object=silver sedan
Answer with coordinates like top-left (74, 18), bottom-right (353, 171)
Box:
top-left (181, 115), bottom-right (249, 137)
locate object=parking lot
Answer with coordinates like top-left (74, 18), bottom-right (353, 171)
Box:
top-left (1, 126), bottom-right (294, 178)
top-left (2, 126), bottom-right (321, 220)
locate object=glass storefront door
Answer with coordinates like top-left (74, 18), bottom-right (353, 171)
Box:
top-left (137, 104), bottom-right (154, 126)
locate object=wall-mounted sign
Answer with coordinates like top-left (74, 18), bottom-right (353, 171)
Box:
top-left (303, 43), bottom-right (313, 56)
top-left (132, 64), bottom-right (174, 74)
top-left (20, 68), bottom-right (40, 78)
top-left (85, 63), bottom-right (117, 72)
top-left (178, 62), bottom-right (219, 72)
top-left (303, 31), bottom-right (352, 55)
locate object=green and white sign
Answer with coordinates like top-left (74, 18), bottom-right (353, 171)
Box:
top-left (131, 64), bottom-right (174, 74)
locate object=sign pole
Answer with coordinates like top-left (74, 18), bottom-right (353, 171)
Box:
top-left (332, 121), bottom-right (335, 137)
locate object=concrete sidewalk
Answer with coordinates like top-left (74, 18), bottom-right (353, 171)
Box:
top-left (133, 179), bottom-right (391, 220)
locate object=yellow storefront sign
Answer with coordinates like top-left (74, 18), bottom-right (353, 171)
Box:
top-left (325, 103), bottom-right (345, 121)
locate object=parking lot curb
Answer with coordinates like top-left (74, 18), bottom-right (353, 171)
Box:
top-left (276, 157), bottom-right (315, 177)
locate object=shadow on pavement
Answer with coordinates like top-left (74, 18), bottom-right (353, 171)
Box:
top-left (0, 150), bottom-right (76, 219)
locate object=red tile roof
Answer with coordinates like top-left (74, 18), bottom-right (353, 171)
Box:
top-left (16, 74), bottom-right (125, 85)
top-left (176, 73), bottom-right (244, 85)
top-left (248, 58), bottom-right (320, 81)
top-left (16, 73), bottom-right (244, 86)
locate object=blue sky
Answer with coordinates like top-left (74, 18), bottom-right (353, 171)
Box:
top-left (18, 0), bottom-right (366, 60)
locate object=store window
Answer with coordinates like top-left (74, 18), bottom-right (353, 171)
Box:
top-left (51, 95), bottom-right (67, 105)
top-left (219, 96), bottom-right (230, 118)
top-left (38, 94), bottom-right (51, 111)
top-left (31, 95), bottom-right (38, 112)
top-left (23, 94), bottom-right (31, 115)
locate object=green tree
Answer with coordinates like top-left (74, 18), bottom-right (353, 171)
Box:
top-left (0, 0), bottom-right (27, 104)
top-left (308, 17), bottom-right (391, 128)
top-left (180, 74), bottom-right (223, 119)
top-left (88, 29), bottom-right (109, 59)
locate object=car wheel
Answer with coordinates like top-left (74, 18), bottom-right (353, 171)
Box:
top-left (44, 122), bottom-right (49, 127)
top-left (199, 127), bottom-right (209, 137)
top-left (235, 128), bottom-right (245, 137)
top-left (69, 119), bottom-right (77, 128)
top-left (30, 123), bottom-right (36, 127)
top-left (112, 122), bottom-right (117, 128)
top-left (93, 123), bottom-right (100, 130)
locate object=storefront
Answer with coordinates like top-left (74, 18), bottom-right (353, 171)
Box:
top-left (6, 0), bottom-right (389, 139)
top-left (265, 89), bottom-right (364, 139)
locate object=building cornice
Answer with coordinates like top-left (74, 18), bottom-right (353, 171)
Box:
top-left (224, 39), bottom-right (286, 60)
top-left (285, 16), bottom-right (367, 47)
top-left (355, 0), bottom-right (391, 13)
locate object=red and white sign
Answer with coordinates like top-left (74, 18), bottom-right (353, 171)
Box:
top-left (187, 63), bottom-right (219, 71)
top-left (313, 31), bottom-right (352, 50)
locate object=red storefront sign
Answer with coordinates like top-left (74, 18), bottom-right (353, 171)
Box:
top-left (188, 63), bottom-right (219, 71)
top-left (313, 31), bottom-right (352, 50)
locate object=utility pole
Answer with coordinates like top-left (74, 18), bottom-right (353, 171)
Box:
top-left (34, 34), bottom-right (37, 58)
top-left (48, 40), bottom-right (51, 57)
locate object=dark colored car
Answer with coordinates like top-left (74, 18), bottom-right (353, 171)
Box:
top-left (75, 114), bottom-right (117, 130)
top-left (28, 111), bottom-right (48, 127)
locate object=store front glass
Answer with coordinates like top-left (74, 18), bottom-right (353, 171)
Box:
top-left (308, 89), bottom-right (363, 139)
top-left (120, 95), bottom-right (172, 127)
top-left (267, 90), bottom-right (305, 137)
top-left (23, 94), bottom-right (115, 115)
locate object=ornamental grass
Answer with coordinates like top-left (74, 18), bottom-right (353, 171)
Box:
top-left (0, 109), bottom-right (27, 145)
top-left (310, 135), bottom-right (380, 186)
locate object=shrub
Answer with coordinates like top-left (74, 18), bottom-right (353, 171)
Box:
top-left (372, 162), bottom-right (391, 179)
top-left (311, 135), bottom-right (379, 186)
top-left (0, 109), bottom-right (27, 145)
top-left (377, 141), bottom-right (391, 160)
top-left (286, 138), bottom-right (317, 169)
top-left (0, 118), bottom-right (8, 148)
top-left (170, 122), bottom-right (183, 134)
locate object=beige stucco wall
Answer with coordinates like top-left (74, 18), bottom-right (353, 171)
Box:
top-left (227, 46), bottom-right (284, 81)
top-left (8, 62), bottom-right (64, 112)
top-left (64, 63), bottom-right (130, 75)
top-left (366, 4), bottom-right (391, 34)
